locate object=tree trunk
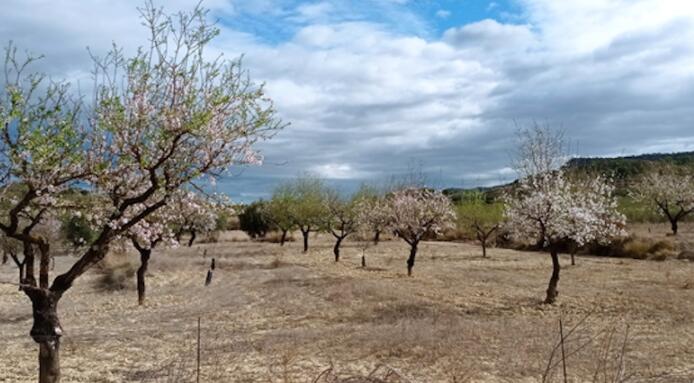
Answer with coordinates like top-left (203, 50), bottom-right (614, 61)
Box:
top-left (136, 248), bottom-right (151, 306)
top-left (545, 248), bottom-right (561, 304)
top-left (373, 230), bottom-right (381, 245)
top-left (361, 254), bottom-right (366, 268)
top-left (280, 230), bottom-right (287, 246)
top-left (481, 239), bottom-right (487, 258)
top-left (27, 289), bottom-right (63, 383)
top-left (38, 243), bottom-right (50, 289)
top-left (2, 252), bottom-right (7, 264)
top-left (570, 252), bottom-right (576, 266)
top-left (333, 237), bottom-right (343, 262)
top-left (670, 218), bottom-right (679, 235)
top-left (18, 262), bottom-right (25, 288)
top-left (301, 229), bottom-right (310, 252)
top-left (406, 242), bottom-right (418, 276)
top-left (188, 230), bottom-right (197, 247)
top-left (38, 340), bottom-right (60, 383)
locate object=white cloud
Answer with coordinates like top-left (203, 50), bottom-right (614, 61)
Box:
top-left (2, 0), bottom-right (694, 199)
top-left (310, 163), bottom-right (367, 179)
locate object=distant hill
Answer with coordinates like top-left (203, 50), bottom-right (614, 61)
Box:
top-left (565, 151), bottom-right (694, 180)
top-left (444, 151), bottom-right (694, 202)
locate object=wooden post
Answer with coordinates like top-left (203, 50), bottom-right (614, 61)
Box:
top-left (197, 317), bottom-right (201, 383)
top-left (204, 258), bottom-right (215, 286)
top-left (559, 316), bottom-right (568, 383)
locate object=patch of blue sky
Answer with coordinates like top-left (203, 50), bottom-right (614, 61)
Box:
top-left (216, 0), bottom-right (523, 44)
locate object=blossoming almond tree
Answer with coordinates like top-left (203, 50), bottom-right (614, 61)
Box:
top-left (632, 164), bottom-right (694, 235)
top-left (0, 3), bottom-right (281, 382)
top-left (505, 126), bottom-right (625, 304)
top-left (505, 172), bottom-right (626, 303)
top-left (168, 190), bottom-right (218, 247)
top-left (353, 184), bottom-right (389, 245)
top-left (385, 187), bottom-right (455, 276)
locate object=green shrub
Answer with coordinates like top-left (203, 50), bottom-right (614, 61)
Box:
top-left (61, 214), bottom-right (96, 248)
top-left (238, 201), bottom-right (271, 238)
top-left (617, 196), bottom-right (663, 223)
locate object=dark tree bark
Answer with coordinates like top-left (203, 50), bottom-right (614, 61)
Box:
top-left (373, 230), bottom-right (381, 245)
top-left (300, 228), bottom-right (310, 252)
top-left (361, 253), bottom-right (366, 268)
top-left (406, 241), bottom-right (419, 276)
top-left (26, 288), bottom-right (63, 383)
top-left (24, 244), bottom-right (36, 287)
top-left (38, 243), bottom-right (50, 289)
top-left (333, 236), bottom-right (344, 262)
top-left (670, 218), bottom-right (679, 236)
top-left (188, 230), bottom-right (197, 247)
top-left (136, 248), bottom-right (151, 306)
top-left (174, 229), bottom-right (184, 243)
top-left (2, 252), bottom-right (7, 264)
top-left (545, 247), bottom-right (561, 304)
top-left (280, 229), bottom-right (288, 246)
top-left (10, 253), bottom-right (26, 290)
top-left (131, 239), bottom-right (154, 306)
top-left (475, 225), bottom-right (497, 258)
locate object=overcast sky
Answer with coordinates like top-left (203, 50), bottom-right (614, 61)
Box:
top-left (2, 0), bottom-right (694, 201)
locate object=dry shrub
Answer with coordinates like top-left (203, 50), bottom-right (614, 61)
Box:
top-left (197, 231), bottom-right (221, 244)
top-left (437, 228), bottom-right (470, 242)
top-left (542, 315), bottom-right (633, 383)
top-left (94, 251), bottom-right (136, 291)
top-left (678, 250), bottom-right (694, 261)
top-left (593, 236), bottom-right (678, 260)
top-left (313, 364), bottom-right (420, 383)
top-left (257, 231), bottom-right (296, 244)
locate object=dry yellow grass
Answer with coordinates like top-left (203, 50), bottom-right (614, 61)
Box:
top-left (1, 226), bottom-right (694, 382)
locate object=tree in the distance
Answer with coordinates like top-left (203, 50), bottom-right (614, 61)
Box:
top-left (238, 200), bottom-right (271, 239)
top-left (632, 164), bottom-right (694, 235)
top-left (169, 192), bottom-right (219, 246)
top-left (385, 187), bottom-right (455, 276)
top-left (455, 192), bottom-right (503, 258)
top-left (323, 188), bottom-right (357, 262)
top-left (353, 184), bottom-right (389, 245)
top-left (264, 185), bottom-right (296, 246)
top-left (0, 3), bottom-right (281, 382)
top-left (286, 175), bottom-right (326, 252)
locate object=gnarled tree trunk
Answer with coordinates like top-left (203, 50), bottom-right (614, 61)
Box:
top-left (26, 288), bottom-right (63, 383)
top-left (373, 230), bottom-right (380, 245)
top-left (670, 218), bottom-right (679, 236)
top-left (301, 228), bottom-right (310, 252)
top-left (280, 229), bottom-right (288, 246)
top-left (545, 247), bottom-right (561, 304)
top-left (406, 241), bottom-right (418, 276)
top-left (136, 248), bottom-right (151, 306)
top-left (188, 230), bottom-right (197, 247)
top-left (333, 236), bottom-right (343, 262)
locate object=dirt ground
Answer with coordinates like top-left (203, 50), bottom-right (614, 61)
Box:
top-left (1, 225), bottom-right (694, 382)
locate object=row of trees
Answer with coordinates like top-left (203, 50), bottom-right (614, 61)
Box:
top-left (241, 126), bottom-right (631, 306)
top-left (240, 178), bottom-right (454, 274)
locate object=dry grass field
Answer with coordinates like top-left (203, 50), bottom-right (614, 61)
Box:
top-left (2, 226), bottom-right (694, 382)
